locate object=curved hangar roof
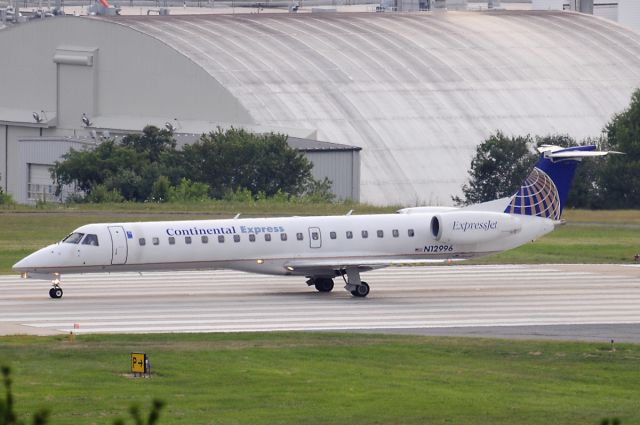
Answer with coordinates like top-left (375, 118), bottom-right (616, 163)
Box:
top-left (8, 11), bottom-right (640, 205)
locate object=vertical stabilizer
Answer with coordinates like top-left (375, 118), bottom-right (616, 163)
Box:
top-left (504, 145), bottom-right (615, 220)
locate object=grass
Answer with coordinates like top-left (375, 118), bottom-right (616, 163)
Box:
top-left (0, 333), bottom-right (637, 425)
top-left (469, 222), bottom-right (639, 264)
top-left (1, 205), bottom-right (638, 273)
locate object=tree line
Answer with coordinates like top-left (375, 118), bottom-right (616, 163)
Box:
top-left (52, 127), bottom-right (334, 204)
top-left (455, 89), bottom-right (640, 209)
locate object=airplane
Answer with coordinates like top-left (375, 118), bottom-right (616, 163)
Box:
top-left (13, 144), bottom-right (618, 299)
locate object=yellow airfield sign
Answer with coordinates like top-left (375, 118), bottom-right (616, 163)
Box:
top-left (131, 352), bottom-right (147, 374)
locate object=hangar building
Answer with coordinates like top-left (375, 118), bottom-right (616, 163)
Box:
top-left (1, 11), bottom-right (640, 205)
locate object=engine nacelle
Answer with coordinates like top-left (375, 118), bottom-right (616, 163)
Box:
top-left (430, 211), bottom-right (522, 245)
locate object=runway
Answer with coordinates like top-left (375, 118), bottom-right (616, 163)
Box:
top-left (0, 264), bottom-right (639, 341)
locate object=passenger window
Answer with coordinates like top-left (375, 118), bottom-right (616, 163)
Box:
top-left (311, 232), bottom-right (319, 240)
top-left (168, 237), bottom-right (175, 245)
top-left (218, 235), bottom-right (225, 243)
top-left (152, 237), bottom-right (160, 246)
top-left (185, 236), bottom-right (192, 245)
top-left (249, 234), bottom-right (256, 242)
top-left (296, 233), bottom-right (303, 241)
top-left (234, 235), bottom-right (241, 243)
top-left (377, 230), bottom-right (384, 238)
top-left (280, 233), bottom-right (287, 241)
top-left (330, 231), bottom-right (337, 240)
top-left (82, 234), bottom-right (99, 246)
top-left (265, 234), bottom-right (271, 242)
top-left (392, 229), bottom-right (399, 238)
top-left (201, 235), bottom-right (208, 244)
top-left (63, 232), bottom-right (84, 244)
top-left (408, 229), bottom-right (415, 237)
top-left (139, 238), bottom-right (146, 246)
top-left (346, 231), bottom-right (353, 239)
top-left (361, 230), bottom-right (368, 239)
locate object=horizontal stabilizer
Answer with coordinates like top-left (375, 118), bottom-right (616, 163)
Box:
top-left (538, 145), bottom-right (623, 161)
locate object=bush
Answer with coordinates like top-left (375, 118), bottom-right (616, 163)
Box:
top-left (150, 176), bottom-right (171, 203)
top-left (301, 177), bottom-right (336, 203)
top-left (167, 178), bottom-right (209, 202)
top-left (0, 174), bottom-right (14, 206)
top-left (86, 185), bottom-right (125, 203)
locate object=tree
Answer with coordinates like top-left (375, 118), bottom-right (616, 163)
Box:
top-left (600, 88), bottom-right (640, 208)
top-left (53, 126), bottom-right (181, 202)
top-left (53, 126), bottom-right (329, 203)
top-left (454, 132), bottom-right (610, 208)
top-left (120, 126), bottom-right (176, 163)
top-left (180, 128), bottom-right (314, 199)
top-left (453, 132), bottom-right (536, 206)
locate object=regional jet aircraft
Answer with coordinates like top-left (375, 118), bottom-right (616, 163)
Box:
top-left (13, 145), bottom-right (617, 299)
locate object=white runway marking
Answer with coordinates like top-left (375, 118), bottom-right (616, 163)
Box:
top-left (0, 264), bottom-right (638, 335)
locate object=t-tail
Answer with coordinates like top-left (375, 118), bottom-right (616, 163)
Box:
top-left (503, 145), bottom-right (618, 220)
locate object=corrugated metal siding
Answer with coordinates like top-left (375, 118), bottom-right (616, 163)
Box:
top-left (594, 4), bottom-right (618, 21)
top-left (17, 138), bottom-right (96, 203)
top-left (618, 0), bottom-right (640, 33)
top-left (304, 150), bottom-right (360, 201)
top-left (0, 125), bottom-right (6, 192)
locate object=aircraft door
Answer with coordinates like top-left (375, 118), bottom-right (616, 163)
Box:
top-left (108, 226), bottom-right (128, 265)
top-left (308, 227), bottom-right (322, 249)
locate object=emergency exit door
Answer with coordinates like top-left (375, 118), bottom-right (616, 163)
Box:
top-left (308, 227), bottom-right (322, 249)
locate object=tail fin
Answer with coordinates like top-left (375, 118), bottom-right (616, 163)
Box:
top-left (503, 145), bottom-right (618, 220)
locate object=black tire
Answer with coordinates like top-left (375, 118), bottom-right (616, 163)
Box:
top-left (49, 288), bottom-right (56, 298)
top-left (54, 288), bottom-right (63, 299)
top-left (351, 282), bottom-right (370, 298)
top-left (314, 278), bottom-right (334, 293)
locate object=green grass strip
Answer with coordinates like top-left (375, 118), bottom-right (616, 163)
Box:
top-left (0, 333), bottom-right (637, 424)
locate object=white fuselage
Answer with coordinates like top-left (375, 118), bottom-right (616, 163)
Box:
top-left (13, 212), bottom-right (555, 278)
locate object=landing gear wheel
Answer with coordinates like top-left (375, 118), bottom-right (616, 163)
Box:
top-left (49, 287), bottom-right (63, 299)
top-left (350, 281), bottom-right (370, 298)
top-left (314, 278), bottom-right (334, 293)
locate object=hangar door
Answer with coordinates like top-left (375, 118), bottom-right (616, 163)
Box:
top-left (28, 164), bottom-right (55, 202)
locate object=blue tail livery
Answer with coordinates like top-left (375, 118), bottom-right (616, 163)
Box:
top-left (504, 145), bottom-right (620, 220)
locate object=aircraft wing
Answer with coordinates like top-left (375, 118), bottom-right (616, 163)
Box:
top-left (283, 258), bottom-right (458, 275)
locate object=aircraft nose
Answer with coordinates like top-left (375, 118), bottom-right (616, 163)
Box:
top-left (12, 246), bottom-right (57, 273)
top-left (13, 253), bottom-right (38, 273)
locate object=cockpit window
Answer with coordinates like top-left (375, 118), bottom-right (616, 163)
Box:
top-left (62, 232), bottom-right (85, 244)
top-left (82, 234), bottom-right (99, 246)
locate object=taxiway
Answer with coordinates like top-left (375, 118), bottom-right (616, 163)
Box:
top-left (0, 264), bottom-right (638, 341)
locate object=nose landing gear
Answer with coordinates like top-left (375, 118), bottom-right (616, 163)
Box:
top-left (49, 275), bottom-right (63, 299)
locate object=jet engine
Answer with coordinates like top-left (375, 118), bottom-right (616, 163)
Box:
top-left (430, 211), bottom-right (522, 244)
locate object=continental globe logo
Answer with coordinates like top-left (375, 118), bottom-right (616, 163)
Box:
top-left (504, 168), bottom-right (561, 220)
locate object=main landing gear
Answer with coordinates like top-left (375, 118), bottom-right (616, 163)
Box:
top-left (342, 268), bottom-right (369, 298)
top-left (307, 277), bottom-right (335, 293)
top-left (49, 275), bottom-right (63, 299)
top-left (307, 268), bottom-right (370, 298)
